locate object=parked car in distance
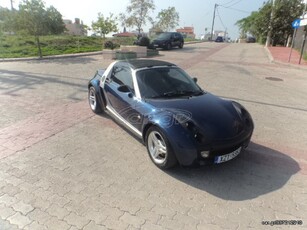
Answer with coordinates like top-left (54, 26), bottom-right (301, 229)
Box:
top-left (215, 36), bottom-right (224, 42)
top-left (246, 36), bottom-right (256, 43)
top-left (151, 32), bottom-right (184, 50)
top-left (88, 59), bottom-right (254, 169)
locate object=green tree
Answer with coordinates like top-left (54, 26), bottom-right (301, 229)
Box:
top-left (122, 0), bottom-right (155, 34)
top-left (91, 13), bottom-right (118, 38)
top-left (236, 0), bottom-right (305, 45)
top-left (46, 6), bottom-right (66, 34)
top-left (0, 6), bottom-right (18, 34)
top-left (16, 0), bottom-right (66, 57)
top-left (156, 7), bottom-right (179, 32)
top-left (271, 0), bottom-right (305, 45)
top-left (236, 11), bottom-right (260, 39)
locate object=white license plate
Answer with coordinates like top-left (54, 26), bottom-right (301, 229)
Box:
top-left (214, 147), bottom-right (242, 164)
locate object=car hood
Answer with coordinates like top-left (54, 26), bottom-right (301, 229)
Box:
top-left (146, 93), bottom-right (244, 140)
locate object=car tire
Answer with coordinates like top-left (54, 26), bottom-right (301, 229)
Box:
top-left (179, 42), bottom-right (183, 48)
top-left (88, 86), bottom-right (102, 114)
top-left (146, 126), bottom-right (177, 169)
top-left (166, 43), bottom-right (172, 50)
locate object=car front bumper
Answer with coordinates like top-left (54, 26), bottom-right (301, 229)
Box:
top-left (170, 128), bottom-right (253, 166)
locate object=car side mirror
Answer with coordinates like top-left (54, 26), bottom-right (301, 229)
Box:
top-left (193, 77), bottom-right (198, 83)
top-left (118, 85), bottom-right (131, 93)
top-left (118, 85), bottom-right (133, 98)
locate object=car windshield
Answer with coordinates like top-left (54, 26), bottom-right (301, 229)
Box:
top-left (156, 33), bottom-right (171, 40)
top-left (136, 67), bottom-right (203, 99)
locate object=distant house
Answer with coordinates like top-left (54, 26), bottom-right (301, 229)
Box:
top-left (148, 26), bottom-right (163, 37)
top-left (64, 18), bottom-right (87, 36)
top-left (176, 27), bottom-right (196, 39)
top-left (113, 32), bottom-right (137, 37)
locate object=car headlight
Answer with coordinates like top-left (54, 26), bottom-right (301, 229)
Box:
top-left (184, 121), bottom-right (206, 143)
top-left (232, 101), bottom-right (253, 128)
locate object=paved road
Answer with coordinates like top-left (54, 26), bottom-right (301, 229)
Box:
top-left (0, 43), bottom-right (306, 229)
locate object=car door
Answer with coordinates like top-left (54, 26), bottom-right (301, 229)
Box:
top-left (171, 34), bottom-right (177, 47)
top-left (172, 33), bottom-right (179, 46)
top-left (104, 64), bottom-right (143, 133)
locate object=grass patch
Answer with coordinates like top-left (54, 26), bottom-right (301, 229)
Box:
top-left (0, 35), bottom-right (136, 58)
top-left (0, 34), bottom-right (198, 58)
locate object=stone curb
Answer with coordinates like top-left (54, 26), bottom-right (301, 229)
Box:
top-left (0, 51), bottom-right (104, 62)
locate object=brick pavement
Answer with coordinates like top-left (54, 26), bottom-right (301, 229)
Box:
top-left (0, 100), bottom-right (94, 160)
top-left (267, 46), bottom-right (307, 66)
top-left (1, 43), bottom-right (307, 229)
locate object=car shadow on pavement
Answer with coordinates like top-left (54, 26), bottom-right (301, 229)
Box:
top-left (166, 142), bottom-right (300, 201)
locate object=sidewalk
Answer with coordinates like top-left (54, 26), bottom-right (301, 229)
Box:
top-left (266, 46), bottom-right (307, 67)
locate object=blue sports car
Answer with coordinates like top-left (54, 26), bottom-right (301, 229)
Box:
top-left (88, 59), bottom-right (254, 169)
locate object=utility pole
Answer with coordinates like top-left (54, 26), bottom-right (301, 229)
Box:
top-left (299, 26), bottom-right (307, 64)
top-left (210, 4), bottom-right (218, 41)
top-left (10, 0), bottom-right (14, 10)
top-left (265, 0), bottom-right (275, 47)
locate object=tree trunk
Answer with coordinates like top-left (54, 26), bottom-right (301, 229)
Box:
top-left (35, 36), bottom-right (43, 58)
top-left (138, 27), bottom-right (141, 37)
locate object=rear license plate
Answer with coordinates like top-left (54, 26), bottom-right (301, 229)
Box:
top-left (214, 147), bottom-right (242, 164)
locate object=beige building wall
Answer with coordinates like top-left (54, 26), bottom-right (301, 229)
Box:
top-left (64, 18), bottom-right (87, 36)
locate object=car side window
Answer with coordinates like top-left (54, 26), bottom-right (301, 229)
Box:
top-left (111, 65), bottom-right (134, 92)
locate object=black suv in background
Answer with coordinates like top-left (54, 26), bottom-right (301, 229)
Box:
top-left (152, 32), bottom-right (184, 50)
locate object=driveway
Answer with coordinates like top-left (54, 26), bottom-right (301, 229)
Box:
top-left (0, 43), bottom-right (306, 229)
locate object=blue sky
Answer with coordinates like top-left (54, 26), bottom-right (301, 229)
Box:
top-left (1, 0), bottom-right (271, 38)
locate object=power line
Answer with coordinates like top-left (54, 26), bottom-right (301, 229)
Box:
top-left (220, 0), bottom-right (239, 7)
top-left (223, 0), bottom-right (244, 8)
top-left (219, 5), bottom-right (251, 14)
top-left (216, 7), bottom-right (227, 30)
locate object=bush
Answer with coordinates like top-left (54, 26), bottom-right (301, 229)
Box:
top-left (138, 37), bottom-right (150, 47)
top-left (133, 36), bottom-right (151, 47)
top-left (104, 40), bottom-right (119, 50)
top-left (25, 41), bottom-right (35, 45)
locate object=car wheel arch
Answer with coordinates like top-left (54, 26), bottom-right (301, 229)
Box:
top-left (88, 83), bottom-right (107, 110)
top-left (142, 123), bottom-right (153, 143)
top-left (144, 124), bottom-right (178, 169)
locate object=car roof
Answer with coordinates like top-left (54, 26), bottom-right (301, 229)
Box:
top-left (117, 59), bottom-right (177, 70)
top-left (160, 32), bottom-right (181, 35)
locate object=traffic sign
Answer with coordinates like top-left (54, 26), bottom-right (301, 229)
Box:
top-left (292, 19), bottom-right (301, 29)
top-left (300, 18), bottom-right (307, 26)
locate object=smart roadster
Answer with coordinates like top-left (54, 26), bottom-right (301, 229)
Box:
top-left (88, 59), bottom-right (254, 169)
